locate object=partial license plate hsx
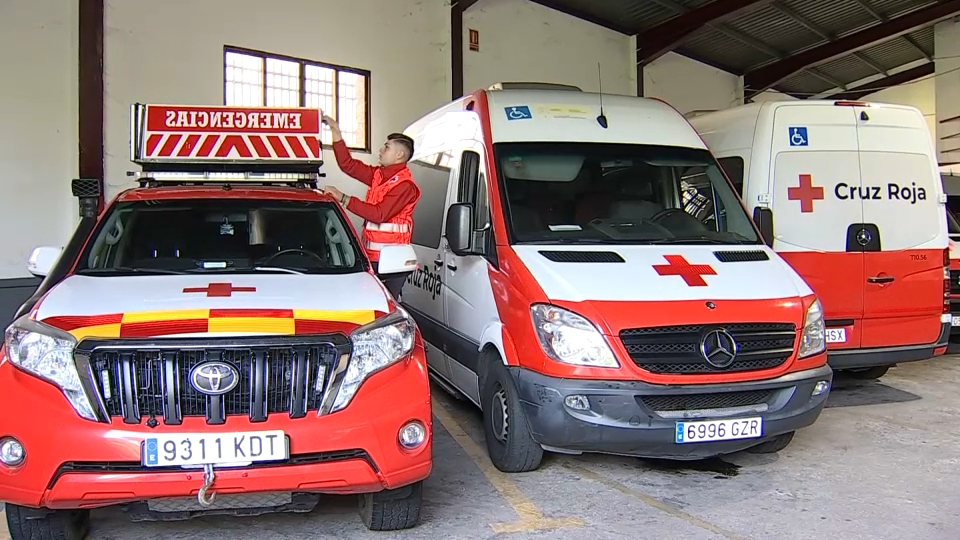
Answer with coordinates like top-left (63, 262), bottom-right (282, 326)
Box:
top-left (142, 430), bottom-right (287, 467)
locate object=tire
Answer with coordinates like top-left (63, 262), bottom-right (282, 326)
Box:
top-left (358, 480), bottom-right (423, 531)
top-left (5, 504), bottom-right (90, 540)
top-left (481, 357), bottom-right (544, 473)
top-left (844, 366), bottom-right (890, 380)
top-left (746, 431), bottom-right (795, 454)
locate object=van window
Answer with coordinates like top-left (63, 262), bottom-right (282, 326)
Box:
top-left (408, 151), bottom-right (453, 248)
top-left (948, 207), bottom-right (960, 235)
top-left (494, 142), bottom-right (760, 245)
top-left (455, 151), bottom-right (490, 230)
top-left (75, 198), bottom-right (364, 275)
top-left (717, 156), bottom-right (745, 196)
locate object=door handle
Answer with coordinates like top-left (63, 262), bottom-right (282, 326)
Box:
top-left (867, 276), bottom-right (894, 284)
top-left (434, 256), bottom-right (443, 268)
top-left (447, 262), bottom-right (458, 271)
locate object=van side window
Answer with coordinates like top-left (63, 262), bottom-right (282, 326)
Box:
top-left (408, 151), bottom-right (453, 249)
top-left (717, 156), bottom-right (745, 197)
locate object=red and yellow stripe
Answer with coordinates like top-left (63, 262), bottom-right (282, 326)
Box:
top-left (41, 308), bottom-right (378, 340)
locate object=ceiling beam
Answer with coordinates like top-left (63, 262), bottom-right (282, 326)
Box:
top-left (851, 0), bottom-right (934, 61)
top-left (637, 0), bottom-right (772, 65)
top-left (824, 62), bottom-right (934, 101)
top-left (744, 0), bottom-right (960, 98)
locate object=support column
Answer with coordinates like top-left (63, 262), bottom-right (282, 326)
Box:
top-left (78, 0), bottom-right (105, 207)
top-left (451, 0), bottom-right (480, 100)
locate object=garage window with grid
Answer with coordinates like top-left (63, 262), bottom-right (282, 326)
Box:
top-left (223, 46), bottom-right (371, 152)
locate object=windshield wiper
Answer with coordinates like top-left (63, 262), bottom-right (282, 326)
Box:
top-left (646, 236), bottom-right (748, 245)
top-left (517, 238), bottom-right (632, 245)
top-left (77, 267), bottom-right (187, 275)
top-left (251, 266), bottom-right (305, 275)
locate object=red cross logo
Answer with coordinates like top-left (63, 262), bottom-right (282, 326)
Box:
top-left (182, 283), bottom-right (257, 297)
top-left (787, 174), bottom-right (824, 213)
top-left (652, 255), bottom-right (717, 287)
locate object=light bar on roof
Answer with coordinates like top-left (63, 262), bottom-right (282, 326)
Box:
top-left (130, 103), bottom-right (323, 172)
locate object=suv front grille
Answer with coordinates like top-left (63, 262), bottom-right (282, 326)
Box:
top-left (80, 336), bottom-right (347, 425)
top-left (619, 323), bottom-right (796, 374)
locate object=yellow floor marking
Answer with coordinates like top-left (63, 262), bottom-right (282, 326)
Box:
top-left (432, 401), bottom-right (583, 533)
top-left (562, 461), bottom-right (749, 540)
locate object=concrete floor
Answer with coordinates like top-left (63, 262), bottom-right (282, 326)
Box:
top-left (4, 355), bottom-right (960, 540)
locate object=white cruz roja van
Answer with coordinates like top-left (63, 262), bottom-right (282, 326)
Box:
top-left (690, 100), bottom-right (951, 380)
top-left (400, 82), bottom-right (834, 473)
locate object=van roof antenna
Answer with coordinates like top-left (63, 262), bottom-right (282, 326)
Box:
top-left (596, 63), bottom-right (608, 129)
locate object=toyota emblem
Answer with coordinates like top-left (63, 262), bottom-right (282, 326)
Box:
top-left (189, 361), bottom-right (240, 396)
top-left (700, 329), bottom-right (739, 369)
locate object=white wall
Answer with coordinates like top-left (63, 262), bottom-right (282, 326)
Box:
top-left (0, 0), bottom-right (79, 279)
top-left (463, 0), bottom-right (632, 96)
top-left (861, 75), bottom-right (937, 147)
top-left (643, 52), bottom-right (740, 115)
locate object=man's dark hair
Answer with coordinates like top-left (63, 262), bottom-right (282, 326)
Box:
top-left (387, 133), bottom-right (415, 162)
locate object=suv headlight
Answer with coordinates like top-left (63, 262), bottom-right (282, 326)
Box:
top-left (3, 316), bottom-right (97, 420)
top-left (530, 304), bottom-right (619, 368)
top-left (798, 298), bottom-right (826, 359)
top-left (330, 307), bottom-right (416, 412)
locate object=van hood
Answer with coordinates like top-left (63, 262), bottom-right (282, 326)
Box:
top-left (31, 273), bottom-right (389, 339)
top-left (512, 244), bottom-right (811, 303)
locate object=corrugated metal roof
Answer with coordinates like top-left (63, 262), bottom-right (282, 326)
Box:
top-left (726, 4), bottom-right (821, 55)
top-left (778, 69), bottom-right (833, 95)
top-left (860, 36), bottom-right (927, 69)
top-left (815, 54), bottom-right (880, 83)
top-left (681, 27), bottom-right (773, 73)
top-left (529, 0), bottom-right (947, 96)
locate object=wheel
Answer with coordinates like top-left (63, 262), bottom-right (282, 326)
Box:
top-left (481, 356), bottom-right (544, 473)
top-left (358, 481), bottom-right (423, 531)
top-left (844, 366), bottom-right (890, 380)
top-left (746, 431), bottom-right (795, 454)
top-left (5, 503), bottom-right (89, 540)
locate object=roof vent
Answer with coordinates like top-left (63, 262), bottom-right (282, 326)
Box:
top-left (487, 82), bottom-right (582, 92)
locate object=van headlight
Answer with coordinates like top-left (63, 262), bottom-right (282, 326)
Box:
top-left (798, 298), bottom-right (826, 359)
top-left (3, 316), bottom-right (97, 420)
top-left (330, 307), bottom-right (416, 412)
top-left (530, 304), bottom-right (619, 368)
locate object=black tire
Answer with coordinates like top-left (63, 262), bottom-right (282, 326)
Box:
top-left (746, 431), bottom-right (795, 454)
top-left (844, 366), bottom-right (890, 380)
top-left (481, 357), bottom-right (544, 473)
top-left (5, 503), bottom-right (89, 540)
top-left (358, 480), bottom-right (423, 531)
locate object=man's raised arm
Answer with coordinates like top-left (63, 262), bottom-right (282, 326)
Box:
top-left (321, 113), bottom-right (375, 186)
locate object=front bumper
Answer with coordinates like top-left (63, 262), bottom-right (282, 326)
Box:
top-left (0, 357), bottom-right (432, 510)
top-left (827, 320), bottom-right (951, 370)
top-left (510, 363), bottom-right (833, 460)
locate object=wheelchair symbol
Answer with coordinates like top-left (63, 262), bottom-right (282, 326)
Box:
top-left (789, 127), bottom-right (808, 146)
top-left (505, 106), bottom-right (532, 121)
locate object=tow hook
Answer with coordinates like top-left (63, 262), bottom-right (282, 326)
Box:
top-left (197, 463), bottom-right (217, 507)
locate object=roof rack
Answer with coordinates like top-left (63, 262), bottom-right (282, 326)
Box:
top-left (128, 103), bottom-right (325, 189)
top-left (487, 82), bottom-right (582, 92)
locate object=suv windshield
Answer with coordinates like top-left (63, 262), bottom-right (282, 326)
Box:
top-left (495, 142), bottom-right (760, 245)
top-left (75, 198), bottom-right (365, 275)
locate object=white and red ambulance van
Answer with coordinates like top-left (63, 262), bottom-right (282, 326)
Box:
top-left (401, 83), bottom-right (834, 473)
top-left (690, 100), bottom-right (951, 380)
top-left (0, 104), bottom-right (431, 537)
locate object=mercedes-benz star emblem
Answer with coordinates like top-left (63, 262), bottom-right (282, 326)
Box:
top-left (700, 329), bottom-right (739, 369)
top-left (856, 228), bottom-right (871, 246)
top-left (189, 361), bottom-right (240, 396)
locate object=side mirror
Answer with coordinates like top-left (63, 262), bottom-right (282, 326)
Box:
top-left (753, 207), bottom-right (774, 247)
top-left (376, 244), bottom-right (419, 275)
top-left (445, 203), bottom-right (473, 255)
top-left (27, 246), bottom-right (63, 278)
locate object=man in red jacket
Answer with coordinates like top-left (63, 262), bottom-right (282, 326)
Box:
top-left (319, 112), bottom-right (421, 300)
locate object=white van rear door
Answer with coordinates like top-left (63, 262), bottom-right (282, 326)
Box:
top-left (854, 104), bottom-right (945, 348)
top-left (769, 104), bottom-right (863, 349)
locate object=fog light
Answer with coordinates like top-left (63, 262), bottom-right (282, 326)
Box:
top-left (0, 438), bottom-right (25, 466)
top-left (398, 421), bottom-right (426, 449)
top-left (564, 394), bottom-right (590, 411)
top-left (812, 380), bottom-right (830, 396)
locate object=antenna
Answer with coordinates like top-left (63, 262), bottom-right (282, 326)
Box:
top-left (596, 63), bottom-right (608, 129)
